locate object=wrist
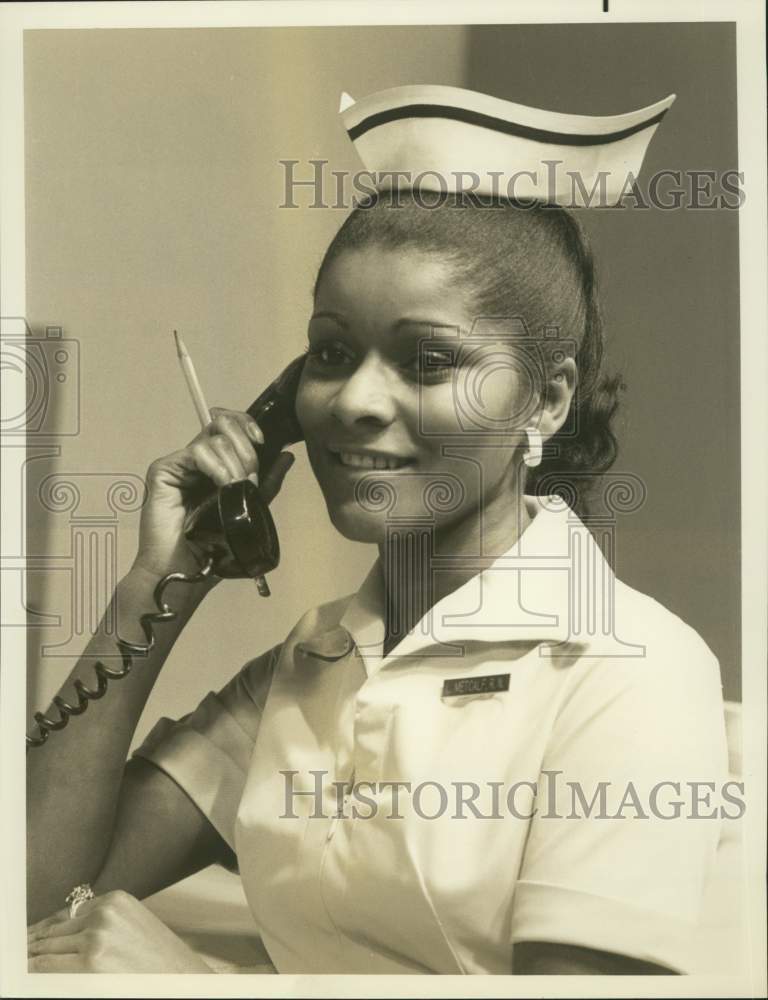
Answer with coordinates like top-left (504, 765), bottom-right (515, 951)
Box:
top-left (118, 562), bottom-right (218, 633)
top-left (126, 558), bottom-right (220, 597)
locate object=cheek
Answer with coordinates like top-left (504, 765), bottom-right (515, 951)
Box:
top-left (417, 369), bottom-right (528, 502)
top-left (421, 367), bottom-right (531, 441)
top-left (295, 378), bottom-right (330, 439)
top-left (455, 363), bottom-right (534, 431)
top-left (415, 383), bottom-right (465, 437)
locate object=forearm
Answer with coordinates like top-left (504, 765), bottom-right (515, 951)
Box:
top-left (26, 563), bottom-right (216, 921)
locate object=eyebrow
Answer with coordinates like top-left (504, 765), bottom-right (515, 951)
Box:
top-left (393, 318), bottom-right (462, 335)
top-left (309, 311), bottom-right (348, 327)
top-left (308, 313), bottom-right (463, 335)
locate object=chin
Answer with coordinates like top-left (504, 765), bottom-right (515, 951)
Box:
top-left (325, 502), bottom-right (391, 544)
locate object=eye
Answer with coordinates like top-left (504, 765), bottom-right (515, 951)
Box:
top-left (421, 348), bottom-right (456, 368)
top-left (305, 340), bottom-right (356, 369)
top-left (412, 347), bottom-right (458, 383)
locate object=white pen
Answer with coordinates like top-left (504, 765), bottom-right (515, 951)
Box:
top-left (173, 329), bottom-right (211, 428)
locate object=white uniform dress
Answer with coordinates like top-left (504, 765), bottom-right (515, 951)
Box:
top-left (133, 493), bottom-right (729, 974)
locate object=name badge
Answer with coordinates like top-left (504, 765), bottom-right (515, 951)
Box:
top-left (442, 673), bottom-right (510, 698)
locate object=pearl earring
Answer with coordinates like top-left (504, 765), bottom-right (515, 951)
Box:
top-left (523, 427), bottom-right (542, 467)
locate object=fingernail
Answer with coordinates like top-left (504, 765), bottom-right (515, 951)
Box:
top-left (247, 421), bottom-right (264, 444)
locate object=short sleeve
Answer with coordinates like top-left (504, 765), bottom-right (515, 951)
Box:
top-left (510, 622), bottom-right (729, 973)
top-left (132, 644), bottom-right (281, 852)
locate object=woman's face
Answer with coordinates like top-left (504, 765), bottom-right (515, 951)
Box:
top-left (295, 245), bottom-right (540, 544)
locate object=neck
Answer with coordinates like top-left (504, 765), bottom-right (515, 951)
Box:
top-left (378, 481), bottom-right (532, 656)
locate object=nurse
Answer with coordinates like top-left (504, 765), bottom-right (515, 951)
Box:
top-left (27, 86), bottom-right (729, 975)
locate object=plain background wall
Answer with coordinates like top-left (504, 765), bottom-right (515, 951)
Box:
top-left (23, 23), bottom-right (741, 749)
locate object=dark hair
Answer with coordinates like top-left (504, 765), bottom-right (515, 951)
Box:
top-left (314, 192), bottom-right (624, 519)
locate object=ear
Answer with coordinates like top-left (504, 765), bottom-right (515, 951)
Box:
top-left (537, 357), bottom-right (577, 441)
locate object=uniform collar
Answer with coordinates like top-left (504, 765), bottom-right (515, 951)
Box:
top-left (300, 494), bottom-right (609, 672)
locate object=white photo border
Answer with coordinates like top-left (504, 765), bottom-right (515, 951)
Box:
top-left (1, 2), bottom-right (765, 997)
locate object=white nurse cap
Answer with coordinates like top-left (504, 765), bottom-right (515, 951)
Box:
top-left (339, 84), bottom-right (675, 208)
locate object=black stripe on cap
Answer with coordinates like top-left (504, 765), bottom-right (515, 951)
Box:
top-left (347, 103), bottom-right (669, 146)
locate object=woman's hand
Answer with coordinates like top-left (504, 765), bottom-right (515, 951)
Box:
top-left (133, 407), bottom-right (295, 580)
top-left (27, 890), bottom-right (213, 973)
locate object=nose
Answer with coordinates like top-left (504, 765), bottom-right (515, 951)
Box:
top-left (330, 353), bottom-right (397, 430)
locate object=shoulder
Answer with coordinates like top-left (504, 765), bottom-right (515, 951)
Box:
top-left (558, 570), bottom-right (725, 724)
top-left (239, 592), bottom-right (356, 688)
top-left (609, 574), bottom-right (723, 689)
top-left (287, 593), bottom-right (354, 643)
top-left (556, 572), bottom-right (728, 772)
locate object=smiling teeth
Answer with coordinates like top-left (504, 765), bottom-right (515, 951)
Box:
top-left (338, 452), bottom-right (408, 470)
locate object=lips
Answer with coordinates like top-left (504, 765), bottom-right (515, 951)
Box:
top-left (329, 448), bottom-right (413, 471)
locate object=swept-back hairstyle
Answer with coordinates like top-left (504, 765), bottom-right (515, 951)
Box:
top-left (314, 192), bottom-right (624, 519)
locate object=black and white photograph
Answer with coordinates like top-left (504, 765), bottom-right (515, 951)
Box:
top-left (1, 1), bottom-right (766, 995)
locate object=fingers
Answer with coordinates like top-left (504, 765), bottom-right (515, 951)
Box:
top-left (27, 906), bottom-right (70, 938)
top-left (259, 451), bottom-right (296, 505)
top-left (28, 912), bottom-right (89, 943)
top-left (29, 953), bottom-right (83, 972)
top-left (209, 407), bottom-right (263, 447)
top-left (190, 409), bottom-right (264, 486)
top-left (27, 893), bottom-right (101, 944)
top-left (27, 904), bottom-right (91, 966)
top-left (209, 409), bottom-right (262, 476)
top-left (208, 435), bottom-right (247, 483)
top-left (171, 408), bottom-right (295, 498)
top-left (28, 932), bottom-right (83, 955)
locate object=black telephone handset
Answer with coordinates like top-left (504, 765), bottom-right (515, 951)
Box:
top-left (26, 355), bottom-right (308, 748)
top-left (182, 354), bottom-right (306, 583)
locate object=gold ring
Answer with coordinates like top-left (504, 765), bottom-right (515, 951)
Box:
top-left (65, 883), bottom-right (94, 919)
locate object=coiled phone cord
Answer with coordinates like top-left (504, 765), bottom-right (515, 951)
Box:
top-left (25, 557), bottom-right (215, 751)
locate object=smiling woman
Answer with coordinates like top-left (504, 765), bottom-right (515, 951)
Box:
top-left (26, 87), bottom-right (730, 977)
top-left (297, 195), bottom-right (609, 656)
